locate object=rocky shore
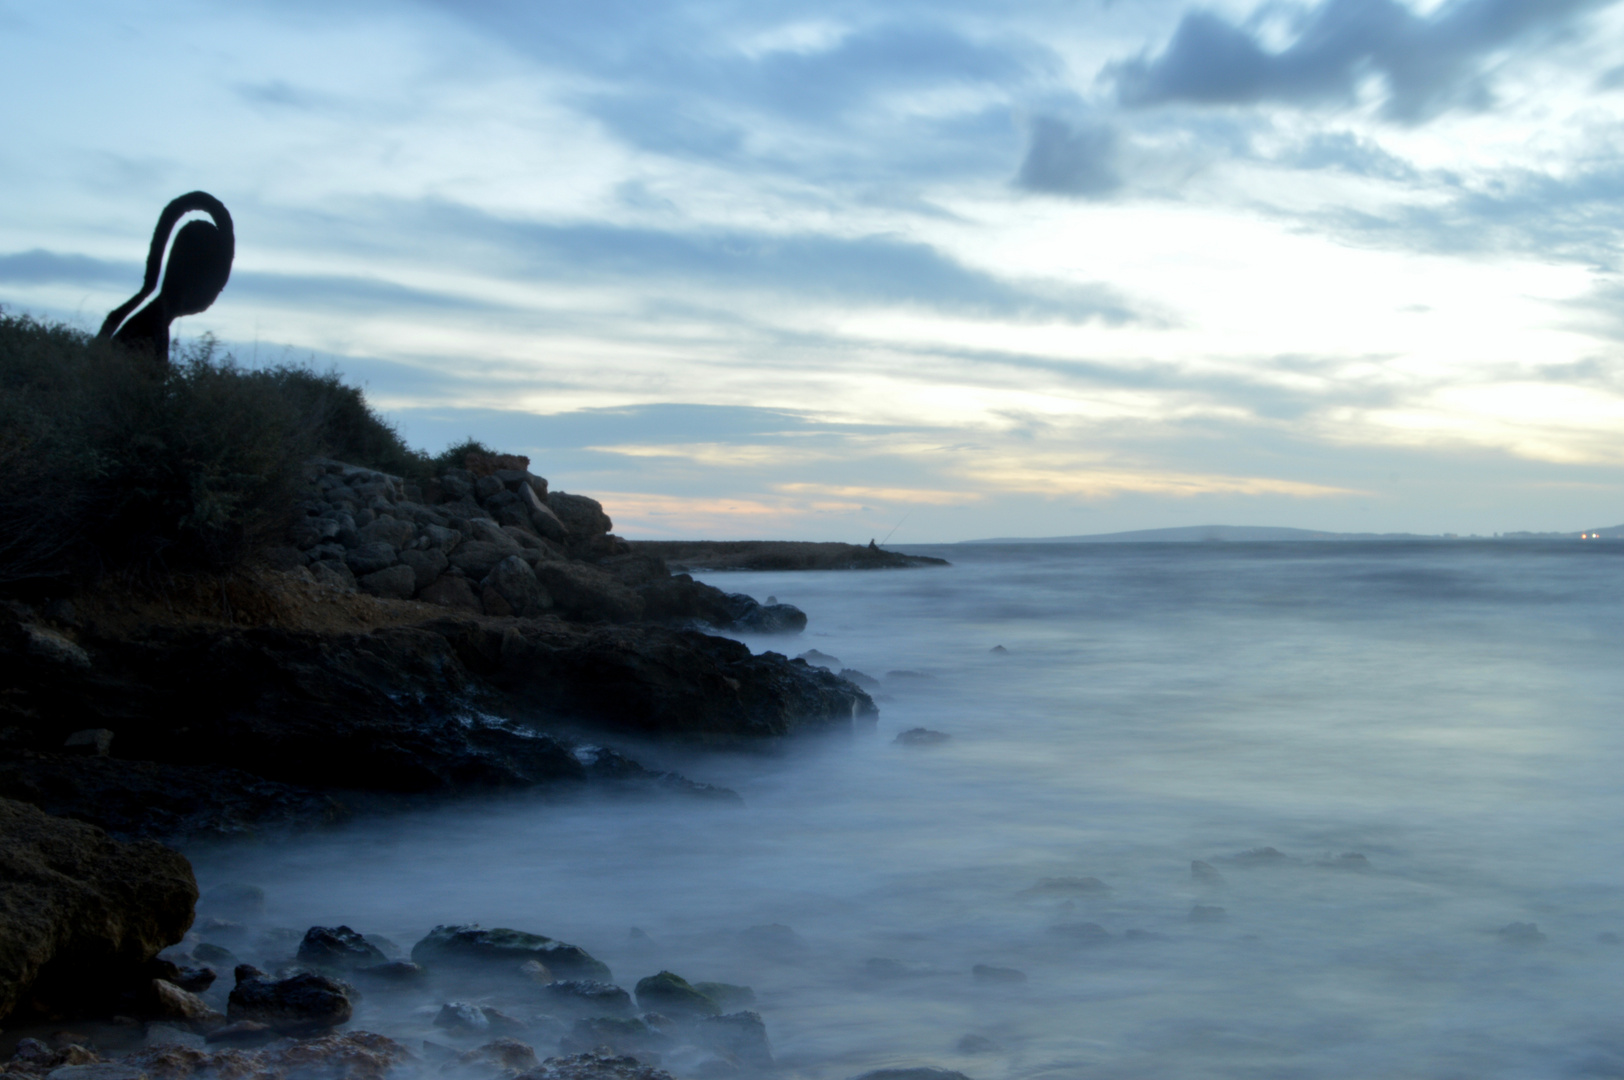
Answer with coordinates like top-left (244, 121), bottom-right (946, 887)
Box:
top-left (627, 542), bottom-right (948, 574)
top-left (0, 456), bottom-right (980, 1078)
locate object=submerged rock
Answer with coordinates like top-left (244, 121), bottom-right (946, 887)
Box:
top-left (894, 728), bottom-right (951, 747)
top-left (559, 1017), bottom-right (668, 1059)
top-left (413, 925), bottom-right (611, 981)
top-left (543, 980), bottom-right (635, 1017)
top-left (1020, 876), bottom-right (1107, 896)
top-left (634, 972), bottom-right (721, 1018)
top-left (297, 925), bottom-right (388, 970)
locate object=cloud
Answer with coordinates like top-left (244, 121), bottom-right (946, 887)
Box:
top-left (1015, 116), bottom-right (1123, 197)
top-left (0, 249), bottom-right (131, 287)
top-left (1110, 0), bottom-right (1612, 121)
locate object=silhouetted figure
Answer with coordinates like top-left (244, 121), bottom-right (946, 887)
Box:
top-left (98, 191), bottom-right (234, 367)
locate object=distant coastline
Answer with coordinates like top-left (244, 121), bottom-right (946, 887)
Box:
top-left (961, 523), bottom-right (1624, 544)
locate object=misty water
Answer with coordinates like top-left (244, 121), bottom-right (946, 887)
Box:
top-left (190, 541), bottom-right (1624, 1079)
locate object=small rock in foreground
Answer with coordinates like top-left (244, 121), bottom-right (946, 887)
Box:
top-left (226, 965), bottom-right (353, 1033)
top-left (517, 1052), bottom-right (676, 1080)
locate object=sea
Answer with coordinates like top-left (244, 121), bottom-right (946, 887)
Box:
top-left (191, 540), bottom-right (1624, 1080)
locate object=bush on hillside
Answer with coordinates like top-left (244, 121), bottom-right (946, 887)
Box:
top-left (0, 312), bottom-right (425, 585)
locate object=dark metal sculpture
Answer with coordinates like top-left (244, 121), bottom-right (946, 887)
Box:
top-left (98, 191), bottom-right (234, 366)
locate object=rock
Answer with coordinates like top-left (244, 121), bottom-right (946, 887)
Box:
top-left (634, 972), bottom-right (721, 1018)
top-left (63, 729), bottom-right (114, 756)
top-left (0, 798), bottom-right (196, 1022)
top-left (171, 967), bottom-right (216, 993)
top-left (693, 1012), bottom-right (771, 1068)
top-left (482, 557), bottom-right (553, 618)
top-left (357, 959), bottom-right (424, 981)
top-left (543, 980), bottom-right (635, 1017)
top-left (1190, 860), bottom-right (1225, 884)
top-left (1228, 847), bottom-right (1289, 866)
top-left (297, 925), bottom-right (388, 970)
top-left (192, 943), bottom-right (237, 966)
top-left (989, 645), bottom-right (1008, 654)
top-left (437, 1001), bottom-right (491, 1034)
top-left (24, 625), bottom-right (92, 670)
top-left (203, 1020), bottom-right (276, 1046)
top-left (559, 1018), bottom-right (667, 1059)
top-left (310, 559), bottom-right (358, 592)
top-left (837, 668), bottom-right (880, 690)
top-left (198, 883), bottom-right (264, 920)
top-left (359, 564), bottom-right (418, 600)
top-left (796, 650), bottom-right (840, 668)
top-left (519, 487), bottom-right (569, 543)
top-left (893, 728), bottom-right (950, 747)
top-left (146, 979), bottom-right (224, 1030)
top-left (1188, 905), bottom-right (1226, 923)
top-left (737, 924), bottom-right (803, 957)
top-left (970, 964), bottom-right (1025, 983)
top-left (1020, 877), bottom-right (1108, 896)
top-left (226, 965), bottom-right (353, 1033)
top-left (357, 515), bottom-right (416, 550)
top-left (849, 1070), bottom-right (972, 1080)
top-left (1498, 922), bottom-right (1546, 944)
top-left (547, 492), bottom-right (612, 543)
top-left (1322, 852), bottom-right (1370, 870)
top-left (43, 1067), bottom-right (145, 1080)
top-left (142, 1024), bottom-right (204, 1050)
top-left (532, 563), bottom-right (643, 624)
top-left (411, 925), bottom-right (611, 981)
top-left (461, 1038), bottom-right (539, 1075)
top-left (344, 541), bottom-right (399, 577)
top-left (399, 548), bottom-right (450, 591)
top-left (420, 574), bottom-right (482, 612)
top-left (1048, 922), bottom-right (1112, 944)
top-left (723, 595), bottom-right (806, 634)
top-left (691, 982), bottom-right (754, 1010)
top-left (522, 1052), bottom-right (677, 1080)
top-left (449, 541), bottom-right (517, 580)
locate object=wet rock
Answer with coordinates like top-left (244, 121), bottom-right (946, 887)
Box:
top-left (693, 1012), bottom-right (772, 1069)
top-left (460, 1039), bottom-right (540, 1076)
top-left (357, 959), bottom-right (425, 982)
top-left (634, 972), bottom-right (721, 1018)
top-left (1497, 922), bottom-right (1546, 944)
top-left (42, 1066), bottom-right (144, 1080)
top-left (62, 729), bottom-right (114, 756)
top-left (517, 1052), bottom-right (676, 1080)
top-left (533, 563), bottom-right (643, 624)
top-left (203, 1020), bottom-right (277, 1046)
top-left (894, 728), bottom-right (950, 747)
top-left (1020, 876), bottom-right (1108, 896)
top-left (146, 979), bottom-right (224, 1031)
top-left (298, 925), bottom-right (388, 970)
top-left (559, 1018), bottom-right (668, 1060)
top-left (359, 564), bottom-right (418, 600)
top-left (970, 964), bottom-right (1026, 984)
top-left (24, 625), bottom-right (91, 670)
top-left (170, 967), bottom-right (216, 993)
top-left (1048, 922), bottom-right (1113, 944)
top-left (796, 650), bottom-right (840, 668)
top-left (837, 668), bottom-right (880, 690)
top-left (724, 595), bottom-right (806, 635)
top-left (691, 983), bottom-right (754, 1010)
top-left (1188, 905), bottom-right (1226, 923)
top-left (437, 1002), bottom-right (491, 1034)
top-left (192, 943), bottom-right (237, 966)
top-left (226, 965), bottom-right (353, 1033)
top-left (1227, 847), bottom-right (1289, 866)
top-left (412, 925), bottom-right (612, 981)
top-left (850, 1070), bottom-right (972, 1080)
top-left (543, 980), bottom-right (635, 1017)
top-left (1190, 860), bottom-right (1225, 884)
top-left (0, 798), bottom-right (196, 1022)
top-left (139, 1030), bottom-right (412, 1078)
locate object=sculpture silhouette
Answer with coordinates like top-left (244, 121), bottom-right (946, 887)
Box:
top-left (98, 191), bottom-right (234, 367)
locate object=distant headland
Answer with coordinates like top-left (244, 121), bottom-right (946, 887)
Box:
top-left (963, 524), bottom-right (1624, 544)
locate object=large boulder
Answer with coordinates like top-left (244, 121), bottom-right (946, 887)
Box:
top-left (481, 556), bottom-right (552, 618)
top-left (533, 562), bottom-right (644, 624)
top-left (0, 798), bottom-right (196, 1022)
top-left (547, 492), bottom-right (612, 545)
top-left (634, 971), bottom-right (720, 1018)
top-left (411, 925), bottom-right (611, 981)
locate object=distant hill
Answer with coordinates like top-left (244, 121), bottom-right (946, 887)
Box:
top-left (961, 524), bottom-right (1624, 544)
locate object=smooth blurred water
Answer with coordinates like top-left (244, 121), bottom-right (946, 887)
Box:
top-left (191, 541), bottom-right (1624, 1079)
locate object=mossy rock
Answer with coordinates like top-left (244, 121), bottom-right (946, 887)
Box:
top-left (411, 924), bottom-right (611, 981)
top-left (693, 981), bottom-right (755, 1009)
top-left (634, 971), bottom-right (722, 1017)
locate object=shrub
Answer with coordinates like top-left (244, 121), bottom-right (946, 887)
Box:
top-left (0, 313), bottom-right (425, 584)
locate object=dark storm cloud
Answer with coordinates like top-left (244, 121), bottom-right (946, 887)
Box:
top-left (1110, 0), bottom-right (1614, 121)
top-left (1015, 117), bottom-right (1123, 197)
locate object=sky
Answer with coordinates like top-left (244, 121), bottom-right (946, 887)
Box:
top-left (4, 0), bottom-right (1624, 541)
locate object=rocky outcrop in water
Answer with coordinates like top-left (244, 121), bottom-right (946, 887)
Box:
top-left (0, 797), bottom-right (196, 1023)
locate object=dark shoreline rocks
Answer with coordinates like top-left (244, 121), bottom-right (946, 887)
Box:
top-left (630, 540), bottom-right (949, 572)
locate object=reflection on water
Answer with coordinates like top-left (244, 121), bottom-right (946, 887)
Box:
top-left (190, 542), bottom-right (1624, 1079)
